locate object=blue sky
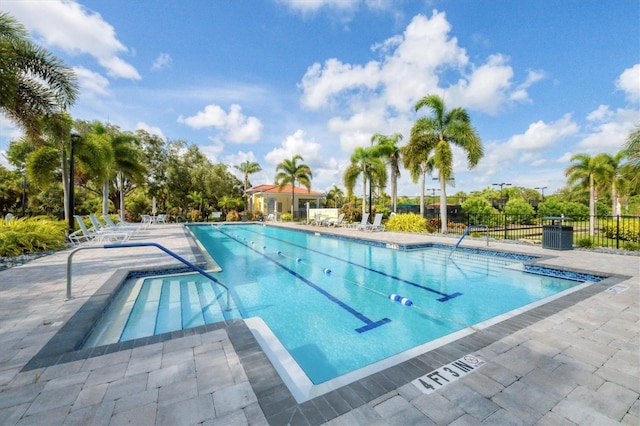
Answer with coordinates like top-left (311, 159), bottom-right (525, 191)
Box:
top-left (2, 0), bottom-right (639, 198)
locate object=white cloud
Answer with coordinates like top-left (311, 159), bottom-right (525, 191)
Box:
top-left (299, 10), bottom-right (543, 153)
top-left (472, 114), bottom-right (579, 183)
top-left (135, 122), bottom-right (165, 139)
top-left (586, 105), bottom-right (613, 122)
top-left (177, 104), bottom-right (263, 143)
top-left (74, 66), bottom-right (110, 97)
top-left (265, 130), bottom-right (323, 167)
top-left (447, 54), bottom-right (513, 114)
top-left (277, 0), bottom-right (360, 13)
top-left (616, 64), bottom-right (640, 103)
top-left (578, 107), bottom-right (639, 153)
top-left (151, 53), bottom-right (173, 71)
top-left (4, 0), bottom-right (141, 80)
top-left (506, 114), bottom-right (579, 151)
top-left (200, 140), bottom-right (225, 163)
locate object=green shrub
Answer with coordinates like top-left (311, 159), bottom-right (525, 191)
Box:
top-left (504, 199), bottom-right (536, 224)
top-left (622, 241), bottom-right (639, 251)
top-left (601, 220), bottom-right (640, 242)
top-left (339, 203), bottom-right (362, 224)
top-left (561, 202), bottom-right (589, 221)
top-left (462, 196), bottom-right (501, 225)
top-left (281, 213), bottom-right (292, 221)
top-left (187, 209), bottom-right (202, 222)
top-left (576, 238), bottom-right (594, 248)
top-left (385, 213), bottom-right (427, 233)
top-left (426, 218), bottom-right (439, 232)
top-left (226, 211), bottom-right (240, 222)
top-left (0, 216), bottom-right (67, 256)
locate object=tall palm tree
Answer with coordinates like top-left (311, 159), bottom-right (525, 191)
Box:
top-left (598, 151), bottom-right (627, 217)
top-left (402, 143), bottom-right (435, 217)
top-left (408, 94), bottom-right (483, 233)
top-left (624, 126), bottom-right (640, 193)
top-left (235, 160), bottom-right (262, 212)
top-left (0, 12), bottom-right (78, 136)
top-left (325, 185), bottom-right (344, 207)
top-left (565, 153), bottom-right (610, 235)
top-left (274, 155), bottom-right (312, 218)
top-left (371, 132), bottom-right (403, 213)
top-left (22, 113), bottom-right (109, 223)
top-left (343, 146), bottom-right (387, 217)
top-left (625, 125), bottom-right (640, 163)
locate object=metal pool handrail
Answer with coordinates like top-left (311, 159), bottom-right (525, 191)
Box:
top-left (66, 242), bottom-right (231, 310)
top-left (447, 224), bottom-right (489, 262)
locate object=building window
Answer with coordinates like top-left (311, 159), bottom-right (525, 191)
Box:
top-left (277, 202), bottom-right (283, 213)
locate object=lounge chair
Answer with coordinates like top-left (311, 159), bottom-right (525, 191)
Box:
top-left (346, 213), bottom-right (370, 230)
top-left (115, 215), bottom-right (150, 229)
top-left (69, 215), bottom-right (130, 245)
top-left (326, 213), bottom-right (345, 227)
top-left (141, 215), bottom-right (154, 226)
top-left (365, 213), bottom-right (385, 232)
top-left (310, 213), bottom-right (322, 226)
top-left (156, 214), bottom-right (168, 224)
top-left (102, 215), bottom-right (144, 234)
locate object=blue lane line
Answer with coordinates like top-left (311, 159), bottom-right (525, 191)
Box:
top-left (238, 225), bottom-right (462, 302)
top-left (216, 227), bottom-right (390, 334)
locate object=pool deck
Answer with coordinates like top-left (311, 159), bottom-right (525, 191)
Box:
top-left (0, 222), bottom-right (637, 425)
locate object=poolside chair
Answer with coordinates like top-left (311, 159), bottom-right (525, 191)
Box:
top-left (115, 215), bottom-right (150, 229)
top-left (326, 213), bottom-right (345, 227)
top-left (346, 213), bottom-right (370, 230)
top-left (365, 213), bottom-right (385, 232)
top-left (141, 215), bottom-right (154, 226)
top-left (156, 214), bottom-right (168, 224)
top-left (73, 215), bottom-right (130, 244)
top-left (102, 215), bottom-right (144, 234)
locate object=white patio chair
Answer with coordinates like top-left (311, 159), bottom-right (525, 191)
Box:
top-left (346, 213), bottom-right (370, 230)
top-left (365, 213), bottom-right (385, 232)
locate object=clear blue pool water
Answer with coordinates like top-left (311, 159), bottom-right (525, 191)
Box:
top-left (84, 224), bottom-right (587, 384)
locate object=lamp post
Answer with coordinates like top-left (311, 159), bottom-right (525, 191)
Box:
top-left (492, 182), bottom-right (511, 198)
top-left (20, 163), bottom-right (26, 217)
top-left (535, 186), bottom-right (547, 200)
top-left (427, 187), bottom-right (439, 205)
top-left (68, 131), bottom-right (80, 235)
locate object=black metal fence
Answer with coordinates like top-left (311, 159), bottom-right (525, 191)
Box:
top-left (433, 213), bottom-right (640, 250)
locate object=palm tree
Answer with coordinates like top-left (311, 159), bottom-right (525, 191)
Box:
top-left (0, 12), bottom-right (78, 136)
top-left (325, 185), bottom-right (344, 207)
top-left (402, 143), bottom-right (435, 217)
top-left (235, 160), bottom-right (262, 212)
top-left (274, 155), bottom-right (312, 218)
top-left (343, 146), bottom-right (387, 217)
top-left (624, 126), bottom-right (640, 193)
top-left (22, 113), bottom-right (109, 223)
top-left (371, 132), bottom-right (403, 213)
top-left (565, 153), bottom-right (610, 235)
top-left (408, 94), bottom-right (483, 233)
top-left (598, 151), bottom-right (628, 217)
top-left (625, 125), bottom-right (640, 162)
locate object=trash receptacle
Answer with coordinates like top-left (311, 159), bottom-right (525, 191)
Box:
top-left (542, 217), bottom-right (573, 250)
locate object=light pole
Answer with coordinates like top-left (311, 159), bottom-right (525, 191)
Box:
top-left (427, 187), bottom-right (439, 205)
top-left (535, 186), bottom-right (547, 200)
top-left (492, 182), bottom-right (511, 198)
top-left (68, 131), bottom-right (80, 235)
top-left (20, 163), bottom-right (26, 217)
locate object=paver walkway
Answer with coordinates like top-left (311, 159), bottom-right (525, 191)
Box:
top-left (0, 223), bottom-right (637, 425)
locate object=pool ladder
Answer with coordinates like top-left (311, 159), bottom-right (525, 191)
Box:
top-left (447, 225), bottom-right (489, 262)
top-left (66, 242), bottom-right (231, 310)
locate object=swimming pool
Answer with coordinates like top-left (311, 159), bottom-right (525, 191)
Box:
top-left (82, 223), bottom-right (596, 399)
